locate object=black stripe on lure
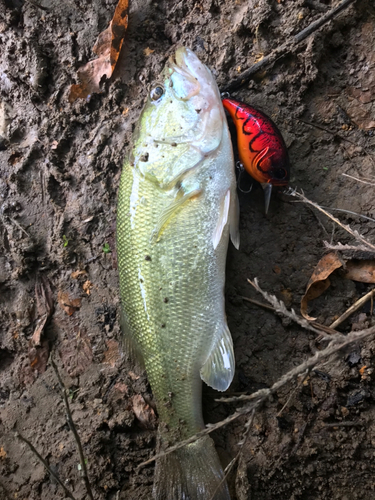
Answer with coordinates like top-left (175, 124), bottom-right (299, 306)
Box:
top-left (222, 97), bottom-right (290, 214)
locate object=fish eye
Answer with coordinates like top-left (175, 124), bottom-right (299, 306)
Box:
top-left (150, 85), bottom-right (165, 101)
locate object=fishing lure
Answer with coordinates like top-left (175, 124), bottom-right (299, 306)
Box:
top-left (222, 97), bottom-right (290, 213)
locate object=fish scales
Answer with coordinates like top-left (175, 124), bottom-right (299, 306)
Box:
top-left (117, 47), bottom-right (239, 500)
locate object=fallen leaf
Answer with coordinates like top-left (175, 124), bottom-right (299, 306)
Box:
top-left (32, 278), bottom-right (54, 346)
top-left (83, 280), bottom-right (93, 295)
top-left (143, 47), bottom-right (154, 56)
top-left (58, 290), bottom-right (81, 316)
top-left (359, 365), bottom-right (367, 376)
top-left (345, 260), bottom-right (375, 283)
top-left (71, 269), bottom-right (87, 279)
top-left (0, 447), bottom-right (7, 459)
top-left (301, 252), bottom-right (343, 320)
top-left (131, 395), bottom-right (157, 429)
top-left (69, 0), bottom-right (129, 103)
top-left (58, 329), bottom-right (92, 377)
top-left (104, 339), bottom-right (120, 367)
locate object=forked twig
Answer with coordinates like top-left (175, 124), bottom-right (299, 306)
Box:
top-left (287, 189), bottom-right (375, 251)
top-left (15, 432), bottom-right (77, 500)
top-left (51, 359), bottom-right (94, 500)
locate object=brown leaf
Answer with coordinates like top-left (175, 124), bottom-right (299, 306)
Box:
top-left (58, 329), bottom-right (93, 377)
top-left (71, 269), bottom-right (87, 279)
top-left (68, 0), bottom-right (129, 103)
top-left (83, 280), bottom-right (93, 295)
top-left (301, 252), bottom-right (343, 320)
top-left (58, 290), bottom-right (81, 316)
top-left (0, 447), bottom-right (7, 459)
top-left (131, 395), bottom-right (157, 429)
top-left (345, 260), bottom-right (375, 283)
top-left (143, 47), bottom-right (154, 56)
top-left (104, 339), bottom-right (120, 367)
top-left (32, 278), bottom-right (54, 346)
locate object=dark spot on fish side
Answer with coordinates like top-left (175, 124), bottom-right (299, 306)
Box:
top-left (195, 109), bottom-right (201, 114)
top-left (161, 323), bottom-right (166, 328)
top-left (209, 175), bottom-right (212, 179)
top-left (140, 278), bottom-right (144, 283)
top-left (164, 297), bottom-right (169, 303)
top-left (140, 152), bottom-right (149, 162)
top-left (175, 181), bottom-right (182, 190)
top-left (145, 255), bottom-right (152, 261)
top-left (171, 142), bottom-right (177, 147)
top-left (170, 100), bottom-right (173, 104)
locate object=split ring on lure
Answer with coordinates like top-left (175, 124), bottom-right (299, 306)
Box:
top-left (222, 97), bottom-right (290, 213)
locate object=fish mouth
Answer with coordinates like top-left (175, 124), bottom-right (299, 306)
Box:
top-left (168, 47), bottom-right (205, 101)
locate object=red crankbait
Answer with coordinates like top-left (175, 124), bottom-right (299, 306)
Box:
top-left (222, 97), bottom-right (290, 213)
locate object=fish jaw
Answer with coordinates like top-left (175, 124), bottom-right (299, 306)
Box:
top-left (132, 48), bottom-right (226, 189)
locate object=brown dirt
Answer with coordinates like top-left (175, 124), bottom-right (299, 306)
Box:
top-left (1, 0), bottom-right (375, 499)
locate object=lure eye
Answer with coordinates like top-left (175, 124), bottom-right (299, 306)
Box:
top-left (272, 168), bottom-right (287, 180)
top-left (150, 85), bottom-right (164, 101)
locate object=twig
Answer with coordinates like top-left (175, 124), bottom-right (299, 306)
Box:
top-left (342, 173), bottom-right (375, 187)
top-left (15, 432), bottom-right (77, 500)
top-left (51, 360), bottom-right (94, 500)
top-left (287, 189), bottom-right (375, 251)
top-left (241, 294), bottom-right (338, 336)
top-left (277, 371), bottom-right (310, 417)
top-left (321, 206), bottom-right (375, 224)
top-left (247, 278), bottom-right (335, 337)
top-left (323, 241), bottom-right (375, 256)
top-left (330, 289), bottom-right (374, 329)
top-left (223, 0), bottom-right (357, 91)
top-left (138, 322), bottom-right (375, 468)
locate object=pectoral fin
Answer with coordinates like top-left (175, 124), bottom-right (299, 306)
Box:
top-left (212, 189), bottom-right (230, 250)
top-left (151, 189), bottom-right (202, 243)
top-left (229, 189), bottom-right (240, 250)
top-left (200, 321), bottom-right (235, 392)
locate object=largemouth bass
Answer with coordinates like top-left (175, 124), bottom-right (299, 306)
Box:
top-left (117, 47), bottom-right (239, 500)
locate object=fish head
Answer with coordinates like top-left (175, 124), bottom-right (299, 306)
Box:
top-left (131, 47), bottom-right (225, 188)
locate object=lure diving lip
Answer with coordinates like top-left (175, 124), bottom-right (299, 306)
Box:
top-left (222, 97), bottom-right (290, 213)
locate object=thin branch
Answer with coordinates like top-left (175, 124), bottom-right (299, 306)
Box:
top-left (51, 359), bottom-right (94, 500)
top-left (287, 189), bottom-right (375, 251)
top-left (223, 0), bottom-right (357, 91)
top-left (138, 321), bottom-right (375, 468)
top-left (15, 432), bottom-right (77, 500)
top-left (323, 241), bottom-right (375, 256)
top-left (342, 173), bottom-right (375, 187)
top-left (241, 293), bottom-right (338, 336)
top-left (330, 289), bottom-right (374, 329)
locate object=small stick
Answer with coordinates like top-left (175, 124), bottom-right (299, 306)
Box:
top-left (277, 370), bottom-right (310, 417)
top-left (51, 360), bottom-right (94, 500)
top-left (223, 0), bottom-right (357, 91)
top-left (241, 295), bottom-right (338, 335)
top-left (330, 289), bottom-right (374, 329)
top-left (342, 173), bottom-right (375, 187)
top-left (15, 432), bottom-right (77, 500)
top-left (287, 189), bottom-right (375, 251)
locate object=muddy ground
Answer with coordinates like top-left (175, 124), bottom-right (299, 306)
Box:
top-left (1, 0), bottom-right (375, 498)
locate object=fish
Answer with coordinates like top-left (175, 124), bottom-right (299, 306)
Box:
top-left (222, 97), bottom-right (290, 213)
top-left (116, 47), bottom-right (239, 500)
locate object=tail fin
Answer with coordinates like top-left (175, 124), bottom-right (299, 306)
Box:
top-left (153, 436), bottom-right (230, 500)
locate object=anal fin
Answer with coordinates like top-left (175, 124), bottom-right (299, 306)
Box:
top-left (200, 321), bottom-right (235, 392)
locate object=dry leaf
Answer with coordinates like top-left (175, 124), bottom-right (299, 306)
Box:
top-left (69, 0), bottom-right (129, 103)
top-left (131, 395), bottom-right (157, 429)
top-left (58, 329), bottom-right (93, 377)
top-left (58, 290), bottom-right (81, 316)
top-left (143, 47), bottom-right (154, 56)
top-left (32, 278), bottom-right (54, 346)
top-left (345, 260), bottom-right (375, 283)
top-left (83, 280), bottom-right (93, 295)
top-left (104, 339), bottom-right (120, 367)
top-left (0, 447), bottom-right (6, 459)
top-left (301, 252), bottom-right (343, 320)
top-left (71, 269), bottom-right (87, 279)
